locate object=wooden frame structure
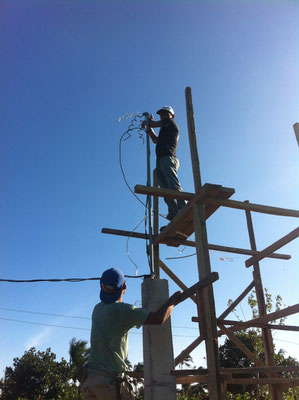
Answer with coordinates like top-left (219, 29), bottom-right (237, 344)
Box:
top-left (102, 87), bottom-right (299, 399)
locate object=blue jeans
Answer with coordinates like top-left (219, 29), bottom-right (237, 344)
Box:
top-left (156, 156), bottom-right (186, 218)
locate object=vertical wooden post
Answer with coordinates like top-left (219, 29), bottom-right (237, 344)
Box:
top-left (153, 169), bottom-right (160, 278)
top-left (245, 203), bottom-right (283, 400)
top-left (185, 86), bottom-right (222, 400)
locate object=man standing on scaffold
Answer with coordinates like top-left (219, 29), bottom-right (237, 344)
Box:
top-left (142, 106), bottom-right (186, 223)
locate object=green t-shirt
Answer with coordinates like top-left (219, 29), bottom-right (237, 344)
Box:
top-left (87, 302), bottom-right (149, 374)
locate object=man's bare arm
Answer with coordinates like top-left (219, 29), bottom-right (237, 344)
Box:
top-left (143, 291), bottom-right (182, 325)
top-left (147, 128), bottom-right (158, 144)
top-left (141, 120), bottom-right (162, 144)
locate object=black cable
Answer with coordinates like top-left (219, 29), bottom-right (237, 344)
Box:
top-left (166, 252), bottom-right (197, 260)
top-left (0, 274), bottom-right (151, 283)
top-left (119, 126), bottom-right (149, 209)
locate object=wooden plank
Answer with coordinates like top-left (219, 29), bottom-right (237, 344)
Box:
top-left (175, 272), bottom-right (219, 305)
top-left (175, 376), bottom-right (299, 385)
top-left (176, 375), bottom-right (209, 384)
top-left (153, 184), bottom-right (235, 247)
top-left (218, 281), bottom-right (255, 320)
top-left (245, 227), bottom-right (299, 267)
top-left (159, 260), bottom-right (197, 304)
top-left (174, 335), bottom-right (204, 366)
top-left (127, 367), bottom-right (299, 381)
top-left (218, 320), bottom-right (299, 331)
top-left (101, 228), bottom-right (291, 260)
top-left (228, 378), bottom-right (299, 385)
top-left (171, 365), bottom-right (299, 376)
top-left (207, 243), bottom-right (291, 260)
top-left (171, 369), bottom-right (207, 377)
top-left (135, 184), bottom-right (298, 218)
top-left (135, 184), bottom-right (194, 200)
top-left (219, 303), bottom-right (299, 327)
top-left (218, 324), bottom-right (264, 367)
top-left (223, 366), bottom-right (299, 374)
top-left (205, 197), bottom-right (299, 218)
top-left (102, 227), bottom-right (149, 239)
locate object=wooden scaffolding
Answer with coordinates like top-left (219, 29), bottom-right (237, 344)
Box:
top-left (102, 87), bottom-right (299, 399)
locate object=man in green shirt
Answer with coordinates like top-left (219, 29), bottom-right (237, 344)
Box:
top-left (81, 268), bottom-right (181, 400)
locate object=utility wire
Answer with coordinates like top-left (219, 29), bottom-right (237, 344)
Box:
top-left (1, 317), bottom-right (298, 344)
top-left (0, 274), bottom-right (150, 284)
top-left (0, 317), bottom-right (200, 338)
top-left (0, 307), bottom-right (200, 330)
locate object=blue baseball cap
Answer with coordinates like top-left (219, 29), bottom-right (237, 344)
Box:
top-left (100, 268), bottom-right (125, 304)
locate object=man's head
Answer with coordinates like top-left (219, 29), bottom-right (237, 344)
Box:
top-left (156, 105), bottom-right (175, 120)
top-left (100, 268), bottom-right (126, 304)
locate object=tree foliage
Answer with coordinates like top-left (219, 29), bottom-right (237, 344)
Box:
top-left (221, 289), bottom-right (299, 398)
top-left (0, 347), bottom-right (83, 400)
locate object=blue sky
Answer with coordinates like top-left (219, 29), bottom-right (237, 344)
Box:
top-left (0, 0), bottom-right (298, 377)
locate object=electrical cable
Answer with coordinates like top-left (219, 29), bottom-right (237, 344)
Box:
top-left (0, 274), bottom-right (150, 283)
top-left (0, 317), bottom-right (201, 338)
top-left (1, 317), bottom-right (299, 343)
top-left (166, 252), bottom-right (196, 260)
top-left (1, 307), bottom-right (299, 344)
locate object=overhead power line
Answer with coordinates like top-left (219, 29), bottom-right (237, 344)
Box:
top-left (1, 308), bottom-right (298, 345)
top-left (0, 307), bottom-right (90, 320)
top-left (0, 274), bottom-right (150, 284)
top-left (0, 306), bottom-right (198, 330)
top-left (0, 317), bottom-right (199, 338)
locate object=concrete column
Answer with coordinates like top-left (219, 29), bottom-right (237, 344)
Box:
top-left (142, 278), bottom-right (176, 400)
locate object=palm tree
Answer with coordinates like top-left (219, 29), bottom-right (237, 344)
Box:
top-left (69, 337), bottom-right (89, 382)
top-left (125, 357), bottom-right (133, 371)
top-left (178, 354), bottom-right (194, 370)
